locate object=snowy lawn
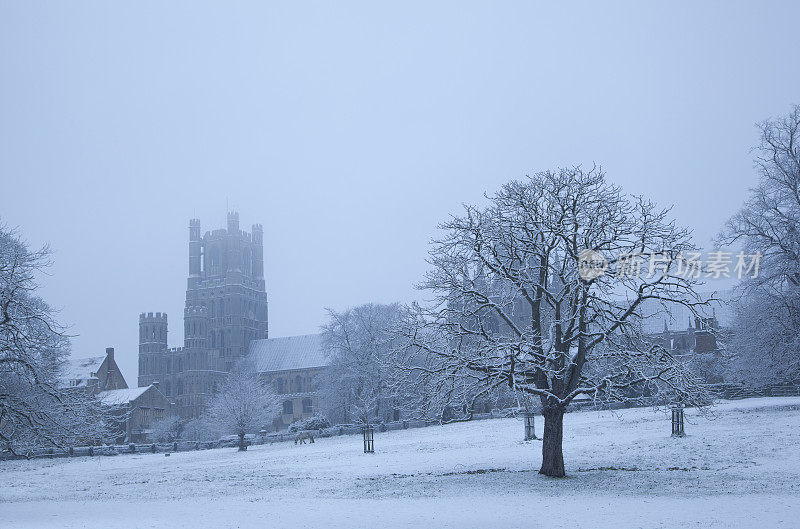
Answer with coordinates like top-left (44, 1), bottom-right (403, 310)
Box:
top-left (2, 397), bottom-right (800, 528)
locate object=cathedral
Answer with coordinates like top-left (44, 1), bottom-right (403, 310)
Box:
top-left (138, 213), bottom-right (274, 420)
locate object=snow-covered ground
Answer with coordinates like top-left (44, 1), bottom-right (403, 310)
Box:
top-left (3, 397), bottom-right (800, 528)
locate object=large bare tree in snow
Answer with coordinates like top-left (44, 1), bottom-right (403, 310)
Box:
top-left (206, 360), bottom-right (280, 451)
top-left (397, 167), bottom-right (711, 477)
top-left (0, 224), bottom-right (111, 455)
top-left (719, 105), bottom-right (800, 383)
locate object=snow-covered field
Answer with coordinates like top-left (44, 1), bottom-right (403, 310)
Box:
top-left (3, 397), bottom-right (800, 528)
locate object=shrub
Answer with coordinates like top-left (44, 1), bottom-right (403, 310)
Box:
top-left (288, 416), bottom-right (330, 433)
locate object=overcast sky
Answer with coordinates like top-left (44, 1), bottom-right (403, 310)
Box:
top-left (2, 1), bottom-right (799, 382)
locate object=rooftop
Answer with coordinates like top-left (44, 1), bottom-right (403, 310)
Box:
top-left (248, 334), bottom-right (329, 373)
top-left (97, 386), bottom-right (151, 406)
top-left (60, 356), bottom-right (105, 384)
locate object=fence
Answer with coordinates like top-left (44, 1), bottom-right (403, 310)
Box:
top-left (0, 441), bottom-right (221, 461)
top-left (0, 418), bottom-right (447, 462)
top-left (708, 383), bottom-right (800, 400)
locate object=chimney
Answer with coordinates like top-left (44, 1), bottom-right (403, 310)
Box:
top-left (106, 347), bottom-right (114, 361)
top-left (152, 380), bottom-right (160, 390)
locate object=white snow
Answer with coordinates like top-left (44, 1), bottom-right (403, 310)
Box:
top-left (3, 397), bottom-right (800, 528)
top-left (96, 386), bottom-right (150, 406)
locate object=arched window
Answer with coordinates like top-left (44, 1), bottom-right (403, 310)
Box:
top-left (209, 246), bottom-right (219, 271)
top-left (220, 332), bottom-right (225, 347)
top-left (302, 398), bottom-right (313, 414)
top-left (210, 331), bottom-right (216, 348)
top-left (283, 400), bottom-right (293, 415)
top-left (210, 300), bottom-right (216, 317)
top-left (165, 380), bottom-right (171, 396)
top-left (295, 375), bottom-right (303, 392)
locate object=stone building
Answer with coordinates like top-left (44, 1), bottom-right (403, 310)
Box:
top-left (248, 334), bottom-right (329, 430)
top-left (138, 212), bottom-right (278, 420)
top-left (61, 347), bottom-right (128, 391)
top-left (650, 316), bottom-right (721, 355)
top-left (62, 347), bottom-right (174, 443)
top-left (98, 383), bottom-right (174, 443)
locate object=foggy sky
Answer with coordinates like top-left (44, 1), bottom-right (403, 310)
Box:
top-left (2, 1), bottom-right (799, 382)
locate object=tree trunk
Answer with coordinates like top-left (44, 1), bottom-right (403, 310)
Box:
top-left (539, 406), bottom-right (565, 477)
top-left (238, 432), bottom-right (247, 451)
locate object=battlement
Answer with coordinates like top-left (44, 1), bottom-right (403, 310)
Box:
top-left (139, 311), bottom-right (168, 322)
top-left (168, 347), bottom-right (185, 353)
top-left (205, 228), bottom-right (253, 242)
top-left (189, 218), bottom-right (201, 227)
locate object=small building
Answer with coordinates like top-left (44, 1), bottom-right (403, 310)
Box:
top-left (60, 347), bottom-right (128, 391)
top-left (653, 316), bottom-right (722, 355)
top-left (248, 334), bottom-right (329, 431)
top-left (97, 383), bottom-right (174, 443)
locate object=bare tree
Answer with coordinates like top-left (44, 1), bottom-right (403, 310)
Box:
top-left (0, 224), bottom-right (111, 456)
top-left (397, 167), bottom-right (710, 477)
top-left (206, 360), bottom-right (279, 451)
top-left (719, 105), bottom-right (800, 383)
top-left (182, 416), bottom-right (221, 443)
top-left (150, 415), bottom-right (182, 443)
top-left (318, 303), bottom-right (404, 425)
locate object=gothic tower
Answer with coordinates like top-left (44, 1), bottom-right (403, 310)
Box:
top-left (138, 312), bottom-right (168, 387)
top-left (138, 213), bottom-right (269, 419)
top-left (181, 212), bottom-right (269, 418)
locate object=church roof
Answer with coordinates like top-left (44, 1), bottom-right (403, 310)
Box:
top-left (248, 334), bottom-right (329, 373)
top-left (97, 386), bottom-right (151, 406)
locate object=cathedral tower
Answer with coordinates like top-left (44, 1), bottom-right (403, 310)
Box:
top-left (138, 312), bottom-right (168, 387)
top-left (138, 213), bottom-right (269, 418)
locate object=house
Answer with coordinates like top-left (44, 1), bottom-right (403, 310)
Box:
top-left (60, 347), bottom-right (128, 391)
top-left (248, 334), bottom-right (329, 431)
top-left (97, 383), bottom-right (174, 443)
top-left (62, 347), bottom-right (175, 443)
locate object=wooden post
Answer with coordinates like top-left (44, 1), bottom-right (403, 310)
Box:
top-left (524, 411), bottom-right (537, 441)
top-left (671, 404), bottom-right (685, 437)
top-left (363, 425), bottom-right (374, 453)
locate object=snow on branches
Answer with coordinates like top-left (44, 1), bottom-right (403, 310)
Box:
top-left (395, 167), bottom-right (712, 476)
